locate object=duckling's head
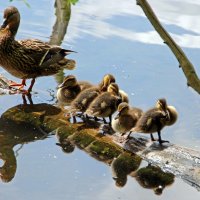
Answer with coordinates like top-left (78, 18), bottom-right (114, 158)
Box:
top-left (115, 102), bottom-right (129, 119)
top-left (156, 98), bottom-right (171, 120)
top-left (118, 102), bottom-right (129, 113)
top-left (1, 6), bottom-right (20, 36)
top-left (58, 75), bottom-right (77, 88)
top-left (156, 98), bottom-right (167, 111)
top-left (107, 83), bottom-right (119, 95)
top-left (100, 74), bottom-right (116, 91)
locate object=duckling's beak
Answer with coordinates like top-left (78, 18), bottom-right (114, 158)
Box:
top-left (58, 83), bottom-right (65, 88)
top-left (165, 110), bottom-right (170, 121)
top-left (115, 112), bottom-right (120, 120)
top-left (1, 19), bottom-right (7, 28)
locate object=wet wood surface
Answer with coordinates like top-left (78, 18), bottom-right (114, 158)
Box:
top-left (111, 133), bottom-right (200, 191)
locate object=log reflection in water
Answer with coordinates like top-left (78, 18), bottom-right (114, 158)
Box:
top-left (0, 102), bottom-right (175, 194)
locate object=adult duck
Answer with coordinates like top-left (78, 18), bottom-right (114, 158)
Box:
top-left (0, 6), bottom-right (75, 94)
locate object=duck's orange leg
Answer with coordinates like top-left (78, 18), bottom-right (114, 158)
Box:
top-left (9, 79), bottom-right (26, 90)
top-left (27, 78), bottom-right (35, 94)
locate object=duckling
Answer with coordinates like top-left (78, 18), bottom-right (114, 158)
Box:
top-left (119, 89), bottom-right (129, 103)
top-left (70, 74), bottom-right (116, 118)
top-left (0, 6), bottom-right (75, 94)
top-left (127, 98), bottom-right (178, 144)
top-left (56, 75), bottom-right (92, 106)
top-left (98, 73), bottom-right (128, 102)
top-left (112, 102), bottom-right (143, 136)
top-left (85, 83), bottom-right (122, 124)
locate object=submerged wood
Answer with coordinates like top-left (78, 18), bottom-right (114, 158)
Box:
top-left (0, 103), bottom-right (199, 191)
top-left (136, 0), bottom-right (200, 94)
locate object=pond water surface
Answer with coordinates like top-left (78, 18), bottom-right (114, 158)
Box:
top-left (0, 0), bottom-right (200, 199)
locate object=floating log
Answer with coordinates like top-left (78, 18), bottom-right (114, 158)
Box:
top-left (0, 103), bottom-right (199, 192)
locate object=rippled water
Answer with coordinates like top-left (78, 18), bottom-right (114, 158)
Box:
top-left (0, 0), bottom-right (200, 199)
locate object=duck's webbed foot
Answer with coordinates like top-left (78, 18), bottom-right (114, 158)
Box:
top-left (158, 139), bottom-right (169, 144)
top-left (150, 133), bottom-right (156, 141)
top-left (9, 79), bottom-right (26, 90)
top-left (157, 131), bottom-right (169, 145)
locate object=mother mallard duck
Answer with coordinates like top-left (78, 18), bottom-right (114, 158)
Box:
top-left (0, 6), bottom-right (75, 94)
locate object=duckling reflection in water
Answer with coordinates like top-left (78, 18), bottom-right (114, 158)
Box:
top-left (127, 99), bottom-right (178, 144)
top-left (0, 6), bottom-right (75, 94)
top-left (112, 102), bottom-right (143, 136)
top-left (56, 75), bottom-right (92, 106)
top-left (136, 164), bottom-right (174, 195)
top-left (85, 83), bottom-right (122, 124)
top-left (69, 74), bottom-right (116, 122)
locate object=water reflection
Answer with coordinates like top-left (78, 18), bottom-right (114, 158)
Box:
top-left (49, 0), bottom-right (72, 85)
top-left (135, 164), bottom-right (174, 195)
top-left (68, 0), bottom-right (200, 48)
top-left (0, 104), bottom-right (57, 182)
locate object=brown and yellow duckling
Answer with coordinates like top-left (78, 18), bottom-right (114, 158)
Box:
top-left (98, 73), bottom-right (129, 103)
top-left (111, 102), bottom-right (143, 136)
top-left (127, 98), bottom-right (178, 144)
top-left (85, 83), bottom-right (122, 124)
top-left (56, 75), bottom-right (92, 106)
top-left (0, 6), bottom-right (75, 94)
top-left (69, 74), bottom-right (116, 119)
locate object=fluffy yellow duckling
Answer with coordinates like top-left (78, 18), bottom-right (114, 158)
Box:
top-left (99, 73), bottom-right (129, 102)
top-left (127, 98), bottom-right (178, 144)
top-left (70, 74), bottom-right (116, 117)
top-left (56, 75), bottom-right (92, 106)
top-left (111, 102), bottom-right (143, 135)
top-left (85, 83), bottom-right (122, 124)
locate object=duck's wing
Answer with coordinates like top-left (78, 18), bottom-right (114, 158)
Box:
top-left (136, 109), bottom-right (166, 132)
top-left (17, 39), bottom-right (74, 66)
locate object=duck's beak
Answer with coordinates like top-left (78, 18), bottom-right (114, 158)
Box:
top-left (165, 110), bottom-right (170, 121)
top-left (115, 112), bottom-right (120, 120)
top-left (1, 19), bottom-right (7, 28)
top-left (58, 83), bottom-right (65, 89)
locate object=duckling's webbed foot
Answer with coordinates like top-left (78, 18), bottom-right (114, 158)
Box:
top-left (158, 139), bottom-right (169, 144)
top-left (157, 131), bottom-right (169, 145)
top-left (150, 133), bottom-right (156, 141)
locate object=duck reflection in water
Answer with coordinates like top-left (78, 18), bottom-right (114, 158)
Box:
top-left (135, 164), bottom-right (175, 195)
top-left (0, 103), bottom-right (62, 182)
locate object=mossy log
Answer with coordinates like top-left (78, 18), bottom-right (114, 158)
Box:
top-left (0, 103), bottom-right (199, 191)
top-left (136, 0), bottom-right (200, 94)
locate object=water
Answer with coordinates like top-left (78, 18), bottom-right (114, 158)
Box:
top-left (0, 0), bottom-right (200, 199)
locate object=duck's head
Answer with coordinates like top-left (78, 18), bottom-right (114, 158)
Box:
top-left (1, 6), bottom-right (20, 36)
top-left (115, 102), bottom-right (129, 119)
top-left (100, 74), bottom-right (116, 91)
top-left (156, 98), bottom-right (167, 111)
top-left (107, 83), bottom-right (119, 95)
top-left (156, 98), bottom-right (170, 119)
top-left (58, 75), bottom-right (77, 88)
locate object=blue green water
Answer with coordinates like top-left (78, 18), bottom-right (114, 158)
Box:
top-left (0, 0), bottom-right (200, 199)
